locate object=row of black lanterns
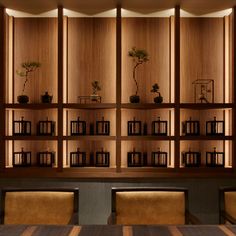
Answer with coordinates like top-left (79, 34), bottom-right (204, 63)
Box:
top-left (182, 147), bottom-right (224, 167)
top-left (71, 117), bottom-right (110, 136)
top-left (13, 148), bottom-right (55, 167)
top-left (13, 117), bottom-right (55, 136)
top-left (127, 148), bottom-right (168, 167)
top-left (70, 148), bottom-right (109, 167)
top-left (128, 117), bottom-right (168, 136)
top-left (182, 117), bottom-right (224, 136)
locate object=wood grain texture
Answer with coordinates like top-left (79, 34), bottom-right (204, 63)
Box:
top-left (122, 18), bottom-right (170, 103)
top-left (180, 18), bottom-right (224, 103)
top-left (14, 18), bottom-right (57, 103)
top-left (67, 18), bottom-right (116, 103)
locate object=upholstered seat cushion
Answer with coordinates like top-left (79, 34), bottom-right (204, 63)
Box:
top-left (225, 192), bottom-right (236, 219)
top-left (116, 191), bottom-right (185, 225)
top-left (4, 191), bottom-right (74, 225)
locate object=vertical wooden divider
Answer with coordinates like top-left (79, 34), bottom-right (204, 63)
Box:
top-left (232, 7), bottom-right (236, 170)
top-left (116, 5), bottom-right (122, 172)
top-left (0, 6), bottom-right (6, 170)
top-left (174, 6), bottom-right (180, 169)
top-left (58, 6), bottom-right (63, 172)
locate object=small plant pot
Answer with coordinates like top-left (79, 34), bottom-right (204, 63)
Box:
top-left (130, 95), bottom-right (140, 103)
top-left (41, 92), bottom-right (53, 103)
top-left (154, 96), bottom-right (163, 103)
top-left (17, 95), bottom-right (29, 104)
top-left (90, 94), bottom-right (99, 102)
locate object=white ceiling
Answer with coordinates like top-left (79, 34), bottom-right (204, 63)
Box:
top-left (0, 0), bottom-right (236, 15)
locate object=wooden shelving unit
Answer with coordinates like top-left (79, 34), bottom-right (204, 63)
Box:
top-left (0, 5), bottom-right (235, 178)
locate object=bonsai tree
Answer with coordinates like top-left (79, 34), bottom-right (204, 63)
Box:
top-left (151, 83), bottom-right (163, 103)
top-left (128, 47), bottom-right (149, 103)
top-left (91, 80), bottom-right (101, 102)
top-left (16, 61), bottom-right (41, 103)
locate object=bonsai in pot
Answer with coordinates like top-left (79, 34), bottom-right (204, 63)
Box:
top-left (128, 47), bottom-right (149, 103)
top-left (91, 80), bottom-right (101, 102)
top-left (151, 83), bottom-right (163, 103)
top-left (16, 61), bottom-right (41, 103)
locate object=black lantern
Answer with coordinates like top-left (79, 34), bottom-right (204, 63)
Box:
top-left (206, 147), bottom-right (224, 167)
top-left (182, 117), bottom-right (200, 136)
top-left (127, 117), bottom-right (142, 136)
top-left (206, 117), bottom-right (225, 136)
top-left (70, 148), bottom-right (86, 167)
top-left (37, 117), bottom-right (55, 136)
top-left (151, 149), bottom-right (168, 167)
top-left (37, 151), bottom-right (55, 167)
top-left (151, 117), bottom-right (168, 136)
top-left (70, 117), bottom-right (86, 136)
top-left (127, 148), bottom-right (142, 167)
top-left (13, 117), bottom-right (31, 135)
top-left (96, 117), bottom-right (110, 135)
top-left (95, 148), bottom-right (110, 167)
top-left (182, 149), bottom-right (201, 167)
top-left (13, 148), bottom-right (31, 167)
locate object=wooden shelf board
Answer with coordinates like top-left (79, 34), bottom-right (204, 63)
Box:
top-left (5, 136), bottom-right (58, 140)
top-left (121, 103), bottom-right (175, 109)
top-left (180, 103), bottom-right (234, 109)
top-left (180, 135), bottom-right (233, 140)
top-left (63, 135), bottom-right (116, 141)
top-left (5, 104), bottom-right (58, 109)
top-left (63, 103), bottom-right (116, 109)
top-left (121, 136), bottom-right (175, 141)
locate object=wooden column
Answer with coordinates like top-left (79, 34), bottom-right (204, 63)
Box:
top-left (0, 6), bottom-right (6, 170)
top-left (116, 5), bottom-right (122, 172)
top-left (232, 7), bottom-right (236, 170)
top-left (174, 6), bottom-right (180, 169)
top-left (58, 6), bottom-right (63, 171)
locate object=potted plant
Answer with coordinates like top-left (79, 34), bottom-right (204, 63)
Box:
top-left (151, 83), bottom-right (163, 103)
top-left (16, 61), bottom-right (41, 103)
top-left (128, 47), bottom-right (149, 103)
top-left (91, 80), bottom-right (101, 102)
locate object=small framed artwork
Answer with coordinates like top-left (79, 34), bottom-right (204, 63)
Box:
top-left (182, 150), bottom-right (201, 167)
top-left (70, 148), bottom-right (86, 167)
top-left (206, 117), bottom-right (224, 136)
top-left (206, 148), bottom-right (224, 167)
top-left (95, 149), bottom-right (110, 167)
top-left (13, 148), bottom-right (31, 167)
top-left (127, 149), bottom-right (142, 167)
top-left (151, 150), bottom-right (168, 167)
top-left (182, 117), bottom-right (200, 136)
top-left (127, 117), bottom-right (142, 136)
top-left (37, 118), bottom-right (55, 136)
top-left (151, 117), bottom-right (168, 136)
top-left (37, 151), bottom-right (55, 167)
top-left (13, 117), bottom-right (31, 136)
top-left (71, 117), bottom-right (86, 136)
top-left (96, 117), bottom-right (110, 135)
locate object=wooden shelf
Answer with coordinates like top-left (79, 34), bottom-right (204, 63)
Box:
top-left (63, 136), bottom-right (116, 141)
top-left (180, 103), bottom-right (234, 109)
top-left (121, 103), bottom-right (175, 109)
top-left (63, 103), bottom-right (116, 109)
top-left (5, 136), bottom-right (58, 140)
top-left (5, 104), bottom-right (58, 109)
top-left (121, 136), bottom-right (174, 141)
top-left (180, 135), bottom-right (233, 140)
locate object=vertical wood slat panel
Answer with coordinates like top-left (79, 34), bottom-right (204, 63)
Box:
top-left (0, 6), bottom-right (6, 170)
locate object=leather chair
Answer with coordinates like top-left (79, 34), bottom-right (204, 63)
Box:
top-left (108, 187), bottom-right (199, 225)
top-left (219, 187), bottom-right (236, 224)
top-left (0, 187), bottom-right (79, 225)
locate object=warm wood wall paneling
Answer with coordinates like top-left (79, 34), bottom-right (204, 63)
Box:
top-left (122, 17), bottom-right (170, 103)
top-left (67, 18), bottom-right (116, 104)
top-left (14, 17), bottom-right (58, 103)
top-left (180, 18), bottom-right (224, 103)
